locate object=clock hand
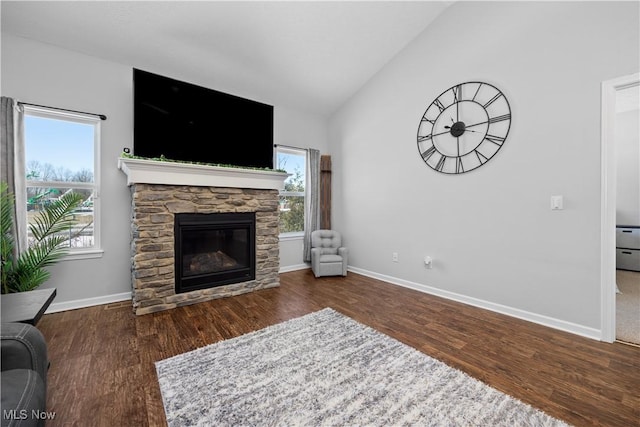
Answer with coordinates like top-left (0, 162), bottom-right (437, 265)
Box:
top-left (432, 129), bottom-right (453, 137)
top-left (443, 124), bottom-right (482, 135)
top-left (467, 114), bottom-right (511, 128)
top-left (444, 124), bottom-right (480, 132)
top-left (466, 120), bottom-right (489, 128)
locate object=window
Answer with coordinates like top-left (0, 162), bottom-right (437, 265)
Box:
top-left (23, 105), bottom-right (101, 258)
top-left (275, 146), bottom-right (306, 236)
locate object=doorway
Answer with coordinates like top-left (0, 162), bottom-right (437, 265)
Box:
top-left (600, 72), bottom-right (640, 343)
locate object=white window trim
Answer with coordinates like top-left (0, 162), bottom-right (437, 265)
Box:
top-left (23, 105), bottom-right (102, 256)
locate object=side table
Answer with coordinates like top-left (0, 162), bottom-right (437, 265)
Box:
top-left (1, 288), bottom-right (57, 326)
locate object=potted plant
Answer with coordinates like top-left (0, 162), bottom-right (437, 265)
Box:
top-left (1, 181), bottom-right (83, 294)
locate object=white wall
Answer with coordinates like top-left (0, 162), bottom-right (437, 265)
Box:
top-left (1, 34), bottom-right (328, 309)
top-left (329, 1), bottom-right (639, 337)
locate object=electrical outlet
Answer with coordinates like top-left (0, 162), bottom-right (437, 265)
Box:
top-left (392, 252), bottom-right (398, 262)
top-left (424, 256), bottom-right (433, 269)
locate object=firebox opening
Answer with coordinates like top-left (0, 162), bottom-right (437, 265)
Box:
top-left (174, 212), bottom-right (255, 294)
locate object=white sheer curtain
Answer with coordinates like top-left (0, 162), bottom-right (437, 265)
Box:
top-left (1, 96), bottom-right (27, 254)
top-left (303, 148), bottom-right (320, 262)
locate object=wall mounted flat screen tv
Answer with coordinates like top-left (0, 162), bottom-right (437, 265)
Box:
top-left (133, 69), bottom-right (273, 169)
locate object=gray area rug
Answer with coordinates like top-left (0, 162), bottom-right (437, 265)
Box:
top-left (156, 308), bottom-right (568, 426)
top-left (616, 269), bottom-right (640, 345)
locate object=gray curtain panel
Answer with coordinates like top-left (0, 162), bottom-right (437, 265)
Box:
top-left (1, 97), bottom-right (16, 191)
top-left (1, 96), bottom-right (27, 254)
top-left (303, 148), bottom-right (320, 262)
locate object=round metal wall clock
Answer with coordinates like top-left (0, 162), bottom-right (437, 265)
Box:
top-left (416, 81), bottom-right (511, 174)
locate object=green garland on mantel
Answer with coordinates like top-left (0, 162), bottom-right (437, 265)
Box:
top-left (120, 152), bottom-right (287, 173)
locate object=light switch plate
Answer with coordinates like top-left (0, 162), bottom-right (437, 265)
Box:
top-left (551, 195), bottom-right (563, 210)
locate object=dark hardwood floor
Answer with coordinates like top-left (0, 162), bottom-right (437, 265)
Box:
top-left (37, 270), bottom-right (639, 426)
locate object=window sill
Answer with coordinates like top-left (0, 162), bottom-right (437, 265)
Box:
top-left (279, 232), bottom-right (304, 241)
top-left (63, 249), bottom-right (104, 261)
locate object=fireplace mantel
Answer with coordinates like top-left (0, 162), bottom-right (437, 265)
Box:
top-left (118, 157), bottom-right (289, 190)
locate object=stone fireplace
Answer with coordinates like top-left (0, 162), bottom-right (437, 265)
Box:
top-left (118, 157), bottom-right (289, 315)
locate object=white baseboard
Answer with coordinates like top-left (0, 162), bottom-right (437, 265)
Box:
top-left (347, 266), bottom-right (602, 341)
top-left (45, 264), bottom-right (311, 313)
top-left (44, 265), bottom-right (312, 313)
top-left (44, 267), bottom-right (602, 341)
top-left (46, 292), bottom-right (131, 314)
top-left (279, 264), bottom-right (310, 273)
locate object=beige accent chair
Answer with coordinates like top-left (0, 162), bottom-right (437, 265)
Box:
top-left (311, 230), bottom-right (348, 277)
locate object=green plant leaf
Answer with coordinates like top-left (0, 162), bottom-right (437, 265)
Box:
top-left (121, 151), bottom-right (288, 173)
top-left (29, 192), bottom-right (84, 241)
top-left (1, 181), bottom-right (84, 293)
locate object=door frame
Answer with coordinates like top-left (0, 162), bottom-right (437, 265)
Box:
top-left (600, 72), bottom-right (640, 342)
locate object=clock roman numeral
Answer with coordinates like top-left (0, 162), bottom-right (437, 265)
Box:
top-left (483, 93), bottom-right (503, 108)
top-left (451, 85), bottom-right (462, 103)
top-left (421, 145), bottom-right (437, 160)
top-left (489, 114), bottom-right (510, 124)
top-left (475, 150), bottom-right (489, 164)
top-left (485, 134), bottom-right (505, 146)
top-left (435, 155), bottom-right (446, 171)
top-left (456, 157), bottom-right (464, 174)
top-left (418, 134), bottom-right (433, 143)
top-left (472, 83), bottom-right (483, 101)
top-left (421, 115), bottom-right (435, 124)
top-left (434, 99), bottom-right (446, 112)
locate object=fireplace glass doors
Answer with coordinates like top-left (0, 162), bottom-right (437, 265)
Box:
top-left (174, 212), bottom-right (255, 293)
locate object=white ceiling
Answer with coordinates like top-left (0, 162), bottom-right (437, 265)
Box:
top-left (1, 1), bottom-right (452, 116)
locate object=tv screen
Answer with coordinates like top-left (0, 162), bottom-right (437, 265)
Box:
top-left (133, 69), bottom-right (273, 169)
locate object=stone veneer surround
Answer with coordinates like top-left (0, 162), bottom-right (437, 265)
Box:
top-left (119, 157), bottom-right (289, 315)
top-left (129, 184), bottom-right (281, 315)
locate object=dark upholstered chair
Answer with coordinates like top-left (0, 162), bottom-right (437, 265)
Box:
top-left (1, 322), bottom-right (48, 427)
top-left (311, 230), bottom-right (348, 278)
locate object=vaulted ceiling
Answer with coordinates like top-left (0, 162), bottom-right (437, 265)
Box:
top-left (1, 1), bottom-right (453, 116)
